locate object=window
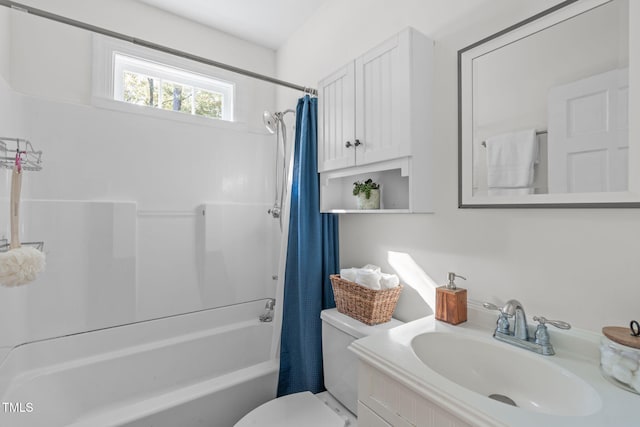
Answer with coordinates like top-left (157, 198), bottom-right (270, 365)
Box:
top-left (113, 53), bottom-right (234, 121)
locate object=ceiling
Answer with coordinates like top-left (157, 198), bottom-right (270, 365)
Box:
top-left (138, 0), bottom-right (328, 50)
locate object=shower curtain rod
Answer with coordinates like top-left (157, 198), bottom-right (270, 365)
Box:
top-left (0, 0), bottom-right (318, 96)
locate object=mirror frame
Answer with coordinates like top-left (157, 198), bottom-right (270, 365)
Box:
top-left (458, 0), bottom-right (640, 208)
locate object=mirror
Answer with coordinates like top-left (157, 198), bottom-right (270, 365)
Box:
top-left (459, 0), bottom-right (639, 207)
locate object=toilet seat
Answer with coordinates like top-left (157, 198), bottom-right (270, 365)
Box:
top-left (234, 391), bottom-right (346, 427)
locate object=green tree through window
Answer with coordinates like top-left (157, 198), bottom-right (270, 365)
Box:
top-left (120, 69), bottom-right (226, 120)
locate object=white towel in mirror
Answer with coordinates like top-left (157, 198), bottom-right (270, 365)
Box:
top-left (486, 129), bottom-right (538, 195)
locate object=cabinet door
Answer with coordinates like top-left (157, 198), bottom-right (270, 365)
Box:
top-left (318, 62), bottom-right (356, 172)
top-left (355, 30), bottom-right (411, 166)
top-left (358, 401), bottom-right (393, 427)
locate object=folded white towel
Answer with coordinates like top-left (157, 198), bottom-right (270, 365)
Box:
top-left (486, 129), bottom-right (538, 191)
top-left (380, 273), bottom-right (400, 289)
top-left (360, 264), bottom-right (381, 273)
top-left (341, 265), bottom-right (398, 290)
top-left (355, 269), bottom-right (381, 290)
top-left (340, 268), bottom-right (358, 282)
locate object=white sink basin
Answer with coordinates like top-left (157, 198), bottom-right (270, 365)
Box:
top-left (411, 332), bottom-right (602, 416)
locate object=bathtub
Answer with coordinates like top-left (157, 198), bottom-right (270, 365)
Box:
top-left (0, 300), bottom-right (278, 427)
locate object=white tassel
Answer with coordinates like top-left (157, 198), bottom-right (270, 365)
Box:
top-left (0, 246), bottom-right (46, 287)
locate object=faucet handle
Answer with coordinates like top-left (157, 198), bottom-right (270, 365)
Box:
top-left (533, 316), bottom-right (571, 330)
top-left (482, 302), bottom-right (500, 311)
top-left (482, 302), bottom-right (510, 315)
top-left (483, 302), bottom-right (511, 334)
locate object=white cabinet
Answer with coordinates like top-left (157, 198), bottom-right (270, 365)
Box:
top-left (353, 29), bottom-right (413, 166)
top-left (358, 401), bottom-right (392, 427)
top-left (357, 362), bottom-right (472, 427)
top-left (317, 62), bottom-right (356, 171)
top-left (317, 27), bottom-right (434, 213)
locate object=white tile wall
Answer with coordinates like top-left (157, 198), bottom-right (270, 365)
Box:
top-left (0, 7), bottom-right (284, 348)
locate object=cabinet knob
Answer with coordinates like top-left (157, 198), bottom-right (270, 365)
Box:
top-left (345, 141), bottom-right (352, 148)
top-left (354, 139), bottom-right (362, 147)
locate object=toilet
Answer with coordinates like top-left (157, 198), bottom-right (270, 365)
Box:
top-left (235, 308), bottom-right (402, 426)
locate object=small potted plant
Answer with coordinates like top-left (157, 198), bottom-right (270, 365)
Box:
top-left (353, 178), bottom-right (380, 209)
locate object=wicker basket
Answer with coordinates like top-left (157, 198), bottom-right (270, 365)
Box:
top-left (330, 274), bottom-right (402, 325)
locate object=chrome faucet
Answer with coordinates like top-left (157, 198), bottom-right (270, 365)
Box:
top-left (483, 300), bottom-right (571, 356)
top-left (501, 300), bottom-right (528, 341)
top-left (259, 299), bottom-right (275, 322)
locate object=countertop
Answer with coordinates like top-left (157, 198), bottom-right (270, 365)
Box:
top-left (349, 302), bottom-right (640, 427)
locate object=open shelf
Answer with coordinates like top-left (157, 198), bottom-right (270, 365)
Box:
top-left (320, 158), bottom-right (416, 213)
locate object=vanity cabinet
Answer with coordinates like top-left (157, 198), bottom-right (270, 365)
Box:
top-left (358, 401), bottom-right (392, 427)
top-left (358, 362), bottom-right (472, 427)
top-left (318, 27), bottom-right (433, 213)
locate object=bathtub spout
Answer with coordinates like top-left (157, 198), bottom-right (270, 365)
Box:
top-left (259, 299), bottom-right (275, 322)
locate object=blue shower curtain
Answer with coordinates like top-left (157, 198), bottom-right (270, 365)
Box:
top-left (277, 95), bottom-right (339, 396)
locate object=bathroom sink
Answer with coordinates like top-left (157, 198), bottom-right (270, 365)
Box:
top-left (410, 332), bottom-right (601, 416)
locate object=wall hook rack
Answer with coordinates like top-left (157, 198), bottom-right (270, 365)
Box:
top-left (0, 137), bottom-right (43, 171)
top-left (0, 237), bottom-right (44, 253)
top-left (0, 137), bottom-right (45, 252)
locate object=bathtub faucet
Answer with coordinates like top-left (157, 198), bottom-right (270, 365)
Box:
top-left (259, 299), bottom-right (275, 322)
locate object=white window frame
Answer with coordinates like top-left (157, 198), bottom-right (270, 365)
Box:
top-left (113, 54), bottom-right (234, 121)
top-left (92, 35), bottom-right (238, 125)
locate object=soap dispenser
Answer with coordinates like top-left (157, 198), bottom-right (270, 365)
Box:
top-left (435, 272), bottom-right (467, 325)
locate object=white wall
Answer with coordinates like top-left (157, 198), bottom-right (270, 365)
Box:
top-left (0, 7), bottom-right (20, 137)
top-left (0, 6), bottom-right (9, 82)
top-left (0, 4), bottom-right (282, 348)
top-left (0, 6), bottom-right (24, 236)
top-left (277, 0), bottom-right (640, 332)
top-left (11, 0), bottom-right (275, 79)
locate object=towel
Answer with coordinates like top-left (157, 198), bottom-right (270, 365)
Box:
top-left (486, 129), bottom-right (538, 194)
top-left (380, 273), bottom-right (400, 289)
top-left (341, 265), bottom-right (398, 290)
top-left (355, 269), bottom-right (381, 290)
top-left (340, 268), bottom-right (358, 282)
top-left (360, 264), bottom-right (381, 273)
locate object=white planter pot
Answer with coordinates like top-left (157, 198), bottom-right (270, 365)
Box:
top-left (356, 189), bottom-right (380, 209)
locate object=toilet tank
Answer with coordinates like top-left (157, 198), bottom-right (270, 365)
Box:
top-left (320, 309), bottom-right (402, 414)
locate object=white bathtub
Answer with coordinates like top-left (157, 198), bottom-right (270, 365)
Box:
top-left (0, 300), bottom-right (278, 427)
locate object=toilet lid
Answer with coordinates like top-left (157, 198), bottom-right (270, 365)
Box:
top-left (234, 391), bottom-right (346, 427)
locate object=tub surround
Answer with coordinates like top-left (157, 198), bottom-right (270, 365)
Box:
top-left (0, 300), bottom-right (277, 427)
top-left (350, 302), bottom-right (639, 426)
top-left (0, 6), bottom-right (280, 350)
